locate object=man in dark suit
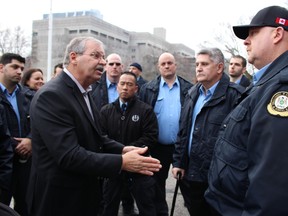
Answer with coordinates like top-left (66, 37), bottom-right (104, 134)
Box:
top-left (228, 55), bottom-right (251, 88)
top-left (27, 36), bottom-right (161, 216)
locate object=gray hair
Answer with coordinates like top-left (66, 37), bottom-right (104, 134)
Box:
top-left (197, 47), bottom-right (225, 71)
top-left (63, 36), bottom-right (104, 67)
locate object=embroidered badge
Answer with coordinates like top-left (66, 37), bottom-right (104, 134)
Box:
top-left (131, 115), bottom-right (140, 122)
top-left (267, 91), bottom-right (288, 117)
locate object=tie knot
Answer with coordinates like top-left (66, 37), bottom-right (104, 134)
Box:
top-left (110, 83), bottom-right (116, 88)
top-left (121, 103), bottom-right (127, 112)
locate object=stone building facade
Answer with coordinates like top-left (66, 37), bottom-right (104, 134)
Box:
top-left (31, 9), bottom-right (196, 82)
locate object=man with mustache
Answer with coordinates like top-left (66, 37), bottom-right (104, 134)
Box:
top-left (27, 37), bottom-right (161, 216)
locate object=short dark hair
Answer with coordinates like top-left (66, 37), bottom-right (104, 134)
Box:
top-left (121, 71), bottom-right (137, 84)
top-left (53, 63), bottom-right (63, 73)
top-left (0, 53), bottom-right (25, 65)
top-left (231, 55), bottom-right (247, 67)
top-left (21, 68), bottom-right (43, 86)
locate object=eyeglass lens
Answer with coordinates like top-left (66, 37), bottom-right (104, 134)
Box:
top-left (108, 62), bottom-right (121, 66)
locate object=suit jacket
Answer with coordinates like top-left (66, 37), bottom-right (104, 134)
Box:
top-left (27, 72), bottom-right (125, 216)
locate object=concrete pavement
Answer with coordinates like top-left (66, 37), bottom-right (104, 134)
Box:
top-left (118, 165), bottom-right (189, 215)
top-left (165, 166), bottom-right (189, 215)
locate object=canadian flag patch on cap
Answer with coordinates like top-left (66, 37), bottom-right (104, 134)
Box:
top-left (276, 17), bottom-right (288, 26)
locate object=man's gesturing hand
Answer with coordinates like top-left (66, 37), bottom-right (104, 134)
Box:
top-left (121, 147), bottom-right (161, 176)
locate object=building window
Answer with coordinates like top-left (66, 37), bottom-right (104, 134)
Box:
top-left (69, 30), bottom-right (78, 34)
top-left (79, 29), bottom-right (88, 33)
top-left (100, 33), bottom-right (107, 38)
top-left (91, 30), bottom-right (98, 35)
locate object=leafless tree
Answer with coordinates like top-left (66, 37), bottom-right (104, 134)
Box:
top-left (197, 16), bottom-right (256, 75)
top-left (198, 17), bottom-right (250, 57)
top-left (0, 26), bottom-right (30, 56)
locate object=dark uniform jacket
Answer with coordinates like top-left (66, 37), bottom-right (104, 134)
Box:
top-left (100, 96), bottom-right (158, 150)
top-left (239, 74), bottom-right (251, 88)
top-left (173, 73), bottom-right (244, 182)
top-left (0, 104), bottom-right (13, 191)
top-left (91, 71), bottom-right (109, 110)
top-left (136, 76), bottom-right (147, 91)
top-left (0, 85), bottom-right (31, 190)
top-left (0, 84), bottom-right (32, 215)
top-left (138, 75), bottom-right (193, 110)
top-left (0, 85), bottom-right (31, 142)
top-left (205, 51), bottom-right (288, 216)
top-left (27, 72), bottom-right (125, 216)
top-left (22, 86), bottom-right (36, 112)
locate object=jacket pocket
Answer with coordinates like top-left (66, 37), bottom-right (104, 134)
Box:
top-left (210, 137), bottom-right (249, 202)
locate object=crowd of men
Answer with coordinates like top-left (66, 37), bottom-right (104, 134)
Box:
top-left (1, 5), bottom-right (288, 216)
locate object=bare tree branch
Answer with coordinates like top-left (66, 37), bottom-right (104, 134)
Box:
top-left (0, 26), bottom-right (30, 56)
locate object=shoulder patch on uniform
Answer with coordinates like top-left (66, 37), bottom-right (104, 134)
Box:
top-left (267, 91), bottom-right (288, 117)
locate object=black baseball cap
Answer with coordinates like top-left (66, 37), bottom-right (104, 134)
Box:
top-left (233, 6), bottom-right (288, 39)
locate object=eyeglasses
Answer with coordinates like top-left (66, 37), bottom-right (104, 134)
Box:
top-left (81, 52), bottom-right (105, 60)
top-left (108, 62), bottom-right (121, 66)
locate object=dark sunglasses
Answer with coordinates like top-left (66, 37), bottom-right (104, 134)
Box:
top-left (108, 62), bottom-right (121, 66)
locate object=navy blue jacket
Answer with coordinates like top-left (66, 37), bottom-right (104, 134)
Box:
top-left (239, 75), bottom-right (251, 88)
top-left (0, 104), bottom-right (13, 191)
top-left (173, 73), bottom-right (243, 182)
top-left (0, 85), bottom-right (31, 142)
top-left (91, 71), bottom-right (109, 111)
top-left (205, 51), bottom-right (288, 215)
top-left (136, 76), bottom-right (147, 91)
top-left (0, 85), bottom-right (31, 192)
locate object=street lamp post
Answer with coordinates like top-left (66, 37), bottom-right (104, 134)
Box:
top-left (47, 0), bottom-right (53, 81)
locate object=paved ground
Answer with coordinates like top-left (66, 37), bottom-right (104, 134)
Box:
top-left (118, 165), bottom-right (189, 216)
top-left (10, 166), bottom-right (189, 216)
top-left (164, 167), bottom-right (189, 215)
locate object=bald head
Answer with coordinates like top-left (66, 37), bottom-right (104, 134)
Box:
top-left (158, 52), bottom-right (177, 82)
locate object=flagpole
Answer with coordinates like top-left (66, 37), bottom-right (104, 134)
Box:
top-left (47, 0), bottom-right (53, 81)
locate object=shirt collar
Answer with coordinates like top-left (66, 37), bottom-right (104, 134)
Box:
top-left (119, 99), bottom-right (127, 107)
top-left (63, 68), bottom-right (92, 94)
top-left (106, 75), bottom-right (117, 88)
top-left (0, 83), bottom-right (20, 95)
top-left (199, 80), bottom-right (219, 96)
top-left (160, 76), bottom-right (179, 87)
top-left (235, 76), bottom-right (242, 84)
top-left (253, 63), bottom-right (271, 85)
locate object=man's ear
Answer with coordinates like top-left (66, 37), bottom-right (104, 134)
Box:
top-left (217, 62), bottom-right (224, 74)
top-left (0, 64), bottom-right (4, 73)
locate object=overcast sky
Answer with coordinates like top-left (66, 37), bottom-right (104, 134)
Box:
top-left (1, 0), bottom-right (287, 50)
